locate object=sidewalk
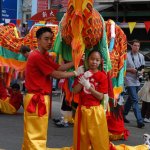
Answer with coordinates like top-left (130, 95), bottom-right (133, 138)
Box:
top-left (0, 94), bottom-right (149, 150)
top-left (50, 94), bottom-right (150, 148)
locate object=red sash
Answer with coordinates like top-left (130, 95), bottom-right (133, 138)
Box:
top-left (26, 92), bottom-right (48, 117)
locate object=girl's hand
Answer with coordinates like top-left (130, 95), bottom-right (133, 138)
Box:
top-left (78, 76), bottom-right (91, 89)
top-left (83, 70), bottom-right (93, 79)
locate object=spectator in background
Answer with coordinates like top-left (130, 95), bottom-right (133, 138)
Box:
top-left (21, 23), bottom-right (29, 37)
top-left (124, 39), bottom-right (145, 128)
top-left (53, 78), bottom-right (74, 128)
top-left (0, 79), bottom-right (23, 114)
top-left (0, 73), bottom-right (8, 100)
top-left (138, 71), bottom-right (150, 123)
top-left (20, 45), bottom-right (31, 59)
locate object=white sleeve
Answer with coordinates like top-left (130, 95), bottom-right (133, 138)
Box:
top-left (141, 54), bottom-right (145, 66)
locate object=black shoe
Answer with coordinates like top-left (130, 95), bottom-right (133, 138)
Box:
top-left (52, 118), bottom-right (61, 123)
top-left (137, 123), bottom-right (145, 128)
top-left (124, 116), bottom-right (130, 123)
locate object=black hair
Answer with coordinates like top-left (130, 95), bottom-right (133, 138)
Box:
top-left (87, 49), bottom-right (101, 59)
top-left (11, 83), bottom-right (20, 90)
top-left (22, 23), bottom-right (26, 28)
top-left (20, 45), bottom-right (31, 54)
top-left (4, 23), bottom-right (9, 26)
top-left (36, 27), bottom-right (53, 39)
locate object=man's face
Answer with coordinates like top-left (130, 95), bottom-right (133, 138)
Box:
top-left (131, 42), bottom-right (140, 53)
top-left (38, 32), bottom-right (54, 52)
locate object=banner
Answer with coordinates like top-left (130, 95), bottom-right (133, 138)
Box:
top-left (29, 9), bottom-right (58, 24)
top-left (144, 21), bottom-right (150, 33)
top-left (2, 0), bottom-right (17, 24)
top-left (128, 22), bottom-right (136, 34)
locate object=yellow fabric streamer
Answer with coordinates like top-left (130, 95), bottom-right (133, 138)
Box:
top-left (114, 144), bottom-right (148, 150)
top-left (0, 97), bottom-right (17, 114)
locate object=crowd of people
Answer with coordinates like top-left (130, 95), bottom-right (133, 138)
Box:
top-left (0, 26), bottom-right (150, 150)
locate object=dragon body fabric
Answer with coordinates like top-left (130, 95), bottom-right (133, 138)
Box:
top-left (53, 0), bottom-right (126, 106)
top-left (61, 0), bottom-right (103, 69)
top-left (106, 19), bottom-right (127, 105)
top-left (52, 2), bottom-right (149, 149)
top-left (53, 0), bottom-right (128, 142)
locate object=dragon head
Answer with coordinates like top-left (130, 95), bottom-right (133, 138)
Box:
top-left (61, 0), bottom-right (103, 69)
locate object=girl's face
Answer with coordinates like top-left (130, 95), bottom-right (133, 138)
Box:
top-left (88, 52), bottom-right (101, 72)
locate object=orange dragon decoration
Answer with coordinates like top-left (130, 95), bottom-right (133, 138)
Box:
top-left (0, 23), bottom-right (58, 87)
top-left (53, 0), bottom-right (128, 147)
top-left (53, 0), bottom-right (127, 107)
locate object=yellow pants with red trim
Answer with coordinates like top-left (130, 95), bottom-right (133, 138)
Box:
top-left (22, 93), bottom-right (50, 150)
top-left (73, 105), bottom-right (110, 150)
top-left (0, 97), bottom-right (17, 114)
top-left (22, 94), bottom-right (148, 150)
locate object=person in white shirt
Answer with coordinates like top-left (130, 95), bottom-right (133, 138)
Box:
top-left (124, 39), bottom-right (145, 128)
top-left (138, 71), bottom-right (150, 123)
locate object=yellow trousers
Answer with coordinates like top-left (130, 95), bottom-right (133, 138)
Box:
top-left (0, 98), bottom-right (16, 114)
top-left (22, 94), bottom-right (148, 150)
top-left (46, 144), bottom-right (148, 150)
top-left (73, 105), bottom-right (109, 150)
top-left (22, 93), bottom-right (50, 150)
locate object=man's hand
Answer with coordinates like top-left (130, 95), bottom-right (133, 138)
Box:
top-left (78, 76), bottom-right (91, 89)
top-left (73, 65), bottom-right (84, 76)
top-left (128, 68), bottom-right (137, 74)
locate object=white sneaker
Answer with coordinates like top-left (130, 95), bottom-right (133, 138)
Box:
top-left (143, 134), bottom-right (150, 149)
top-left (144, 118), bottom-right (150, 123)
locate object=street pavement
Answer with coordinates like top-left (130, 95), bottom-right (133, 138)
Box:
top-left (0, 93), bottom-right (149, 150)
